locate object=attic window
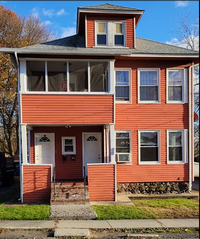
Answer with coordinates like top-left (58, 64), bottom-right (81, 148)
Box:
top-left (115, 23), bottom-right (124, 46)
top-left (97, 22), bottom-right (107, 46)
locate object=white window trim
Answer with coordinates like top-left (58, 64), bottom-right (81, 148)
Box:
top-left (115, 130), bottom-right (132, 164)
top-left (95, 21), bottom-right (108, 47)
top-left (24, 59), bottom-right (112, 94)
top-left (138, 68), bottom-right (160, 104)
top-left (95, 21), bottom-right (126, 48)
top-left (62, 137), bottom-right (76, 155)
top-left (167, 129), bottom-right (188, 164)
top-left (166, 68), bottom-right (187, 104)
top-left (115, 68), bottom-right (132, 104)
top-left (138, 130), bottom-right (160, 165)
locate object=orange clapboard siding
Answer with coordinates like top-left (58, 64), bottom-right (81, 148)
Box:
top-left (22, 94), bottom-right (114, 124)
top-left (115, 60), bottom-right (190, 183)
top-left (23, 165), bottom-right (51, 203)
top-left (87, 15), bottom-right (134, 48)
top-left (88, 164), bottom-right (115, 201)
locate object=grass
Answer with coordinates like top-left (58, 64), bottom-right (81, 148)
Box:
top-left (0, 205), bottom-right (50, 220)
top-left (92, 198), bottom-right (199, 220)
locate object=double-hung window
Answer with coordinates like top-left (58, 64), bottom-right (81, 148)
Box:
top-left (62, 137), bottom-right (76, 154)
top-left (139, 131), bottom-right (160, 164)
top-left (95, 21), bottom-right (126, 47)
top-left (115, 69), bottom-right (131, 102)
top-left (116, 131), bottom-right (131, 162)
top-left (138, 69), bottom-right (160, 103)
top-left (167, 130), bottom-right (187, 164)
top-left (167, 69), bottom-right (185, 103)
top-left (96, 22), bottom-right (107, 46)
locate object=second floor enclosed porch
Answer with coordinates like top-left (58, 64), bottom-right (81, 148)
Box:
top-left (21, 59), bottom-right (116, 94)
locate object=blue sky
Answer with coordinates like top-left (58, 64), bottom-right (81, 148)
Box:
top-left (0, 1), bottom-right (199, 46)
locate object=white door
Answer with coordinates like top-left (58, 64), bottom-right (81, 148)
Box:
top-left (35, 133), bottom-right (55, 166)
top-left (83, 133), bottom-right (102, 176)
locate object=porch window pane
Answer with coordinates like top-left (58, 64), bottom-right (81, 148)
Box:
top-left (65, 146), bottom-right (73, 152)
top-left (27, 61), bottom-right (45, 91)
top-left (90, 62), bottom-right (108, 92)
top-left (69, 62), bottom-right (88, 92)
top-left (62, 137), bottom-right (76, 154)
top-left (47, 61), bottom-right (66, 91)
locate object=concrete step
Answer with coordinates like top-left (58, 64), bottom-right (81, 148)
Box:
top-left (54, 228), bottom-right (89, 237)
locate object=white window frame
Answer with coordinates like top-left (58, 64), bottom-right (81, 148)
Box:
top-left (115, 68), bottom-right (131, 103)
top-left (95, 21), bottom-right (108, 46)
top-left (138, 130), bottom-right (160, 165)
top-left (138, 68), bottom-right (160, 104)
top-left (23, 58), bottom-right (113, 95)
top-left (116, 130), bottom-right (132, 163)
top-left (167, 129), bottom-right (188, 164)
top-left (95, 21), bottom-right (126, 47)
top-left (166, 68), bottom-right (187, 104)
top-left (62, 137), bottom-right (76, 155)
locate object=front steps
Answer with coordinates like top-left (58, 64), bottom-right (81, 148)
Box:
top-left (50, 182), bottom-right (89, 204)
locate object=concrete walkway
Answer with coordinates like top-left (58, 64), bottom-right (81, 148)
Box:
top-left (0, 219), bottom-right (198, 237)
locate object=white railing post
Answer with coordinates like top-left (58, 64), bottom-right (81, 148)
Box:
top-left (21, 124), bottom-right (27, 164)
top-left (110, 124), bottom-right (115, 163)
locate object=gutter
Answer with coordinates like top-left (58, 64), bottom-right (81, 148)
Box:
top-left (14, 52), bottom-right (23, 203)
top-left (188, 62), bottom-right (199, 192)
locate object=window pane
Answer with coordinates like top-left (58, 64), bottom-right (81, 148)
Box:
top-left (141, 147), bottom-right (158, 161)
top-left (140, 71), bottom-right (158, 86)
top-left (141, 132), bottom-right (157, 146)
top-left (116, 71), bottom-right (129, 86)
top-left (65, 146), bottom-right (73, 152)
top-left (90, 62), bottom-right (108, 92)
top-left (27, 61), bottom-right (45, 91)
top-left (97, 35), bottom-right (106, 45)
top-left (169, 147), bottom-right (182, 161)
top-left (168, 86), bottom-right (182, 101)
top-left (98, 23), bottom-right (105, 33)
top-left (169, 132), bottom-right (182, 146)
top-left (116, 133), bottom-right (129, 138)
top-left (115, 23), bottom-right (122, 33)
top-left (69, 62), bottom-right (88, 92)
top-left (116, 148), bottom-right (130, 153)
top-left (140, 86), bottom-right (158, 101)
top-left (168, 70), bottom-right (183, 86)
top-left (115, 35), bottom-right (124, 46)
top-left (118, 154), bottom-right (129, 162)
top-left (65, 139), bottom-right (73, 145)
top-left (47, 61), bottom-right (66, 91)
top-left (116, 86), bottom-right (129, 100)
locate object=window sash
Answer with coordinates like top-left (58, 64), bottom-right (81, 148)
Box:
top-left (115, 70), bottom-right (130, 101)
top-left (62, 137), bottom-right (76, 154)
top-left (116, 132), bottom-right (131, 162)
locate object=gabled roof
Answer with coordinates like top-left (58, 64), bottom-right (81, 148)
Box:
top-left (78, 3), bottom-right (143, 11)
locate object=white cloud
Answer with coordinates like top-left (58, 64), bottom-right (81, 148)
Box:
top-left (166, 36), bottom-right (199, 50)
top-left (31, 7), bottom-right (40, 18)
top-left (42, 8), bottom-right (54, 17)
top-left (56, 9), bottom-right (67, 16)
top-left (175, 1), bottom-right (189, 8)
top-left (61, 27), bottom-right (76, 38)
top-left (43, 21), bottom-right (52, 26)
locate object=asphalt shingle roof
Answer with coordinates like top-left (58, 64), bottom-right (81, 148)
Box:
top-left (78, 3), bottom-right (143, 12)
top-left (22, 34), bottom-right (198, 56)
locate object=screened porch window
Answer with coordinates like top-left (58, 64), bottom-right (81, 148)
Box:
top-left (27, 61), bottom-right (45, 91)
top-left (26, 60), bottom-right (109, 93)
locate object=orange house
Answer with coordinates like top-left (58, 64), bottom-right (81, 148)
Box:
top-left (1, 3), bottom-right (199, 203)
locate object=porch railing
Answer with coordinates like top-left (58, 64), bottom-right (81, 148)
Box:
top-left (53, 166), bottom-right (56, 201)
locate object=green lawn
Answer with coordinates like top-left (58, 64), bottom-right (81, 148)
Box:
top-left (92, 198), bottom-right (199, 220)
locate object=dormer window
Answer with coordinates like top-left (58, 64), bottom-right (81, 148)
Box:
top-left (95, 21), bottom-right (126, 47)
top-left (97, 22), bottom-right (107, 46)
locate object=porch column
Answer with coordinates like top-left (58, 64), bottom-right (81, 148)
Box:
top-left (110, 124), bottom-right (115, 163)
top-left (21, 124), bottom-right (28, 164)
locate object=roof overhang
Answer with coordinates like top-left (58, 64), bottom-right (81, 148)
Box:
top-left (76, 8), bottom-right (144, 34)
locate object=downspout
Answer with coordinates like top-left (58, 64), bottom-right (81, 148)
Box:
top-left (188, 62), bottom-right (199, 192)
top-left (14, 52), bottom-right (23, 202)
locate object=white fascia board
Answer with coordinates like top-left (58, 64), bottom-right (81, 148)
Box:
top-left (122, 53), bottom-right (199, 58)
top-left (0, 48), bottom-right (132, 56)
top-left (78, 9), bottom-right (144, 15)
